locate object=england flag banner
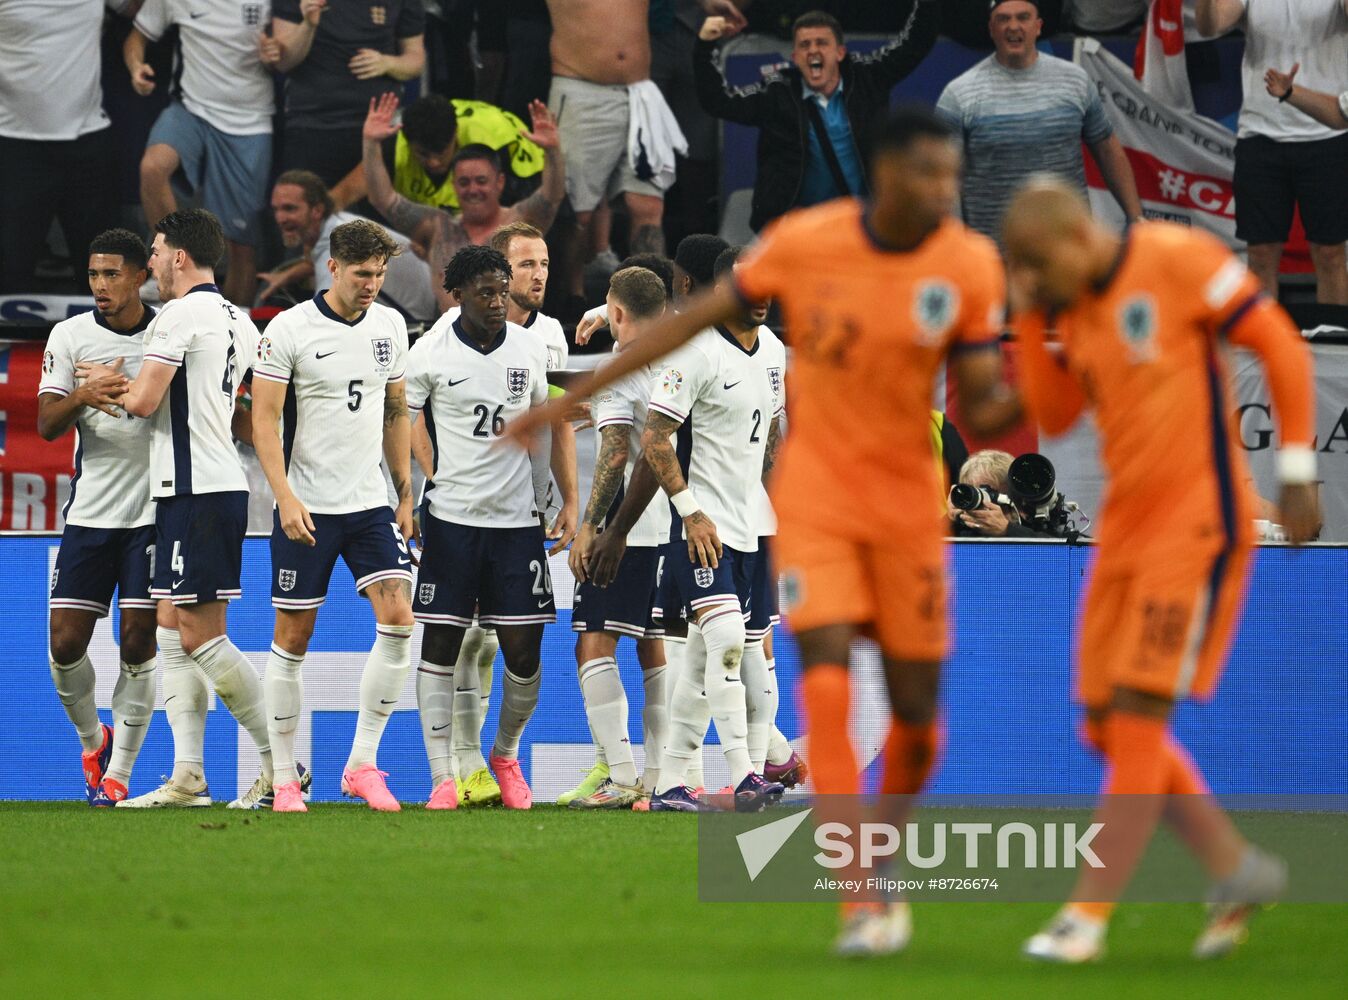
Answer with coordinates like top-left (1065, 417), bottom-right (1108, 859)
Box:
top-left (1076, 38), bottom-right (1241, 250)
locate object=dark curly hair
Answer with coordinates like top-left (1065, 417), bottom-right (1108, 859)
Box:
top-left (442, 244), bottom-right (512, 294)
top-left (87, 228), bottom-right (148, 272)
top-left (402, 95), bottom-right (458, 151)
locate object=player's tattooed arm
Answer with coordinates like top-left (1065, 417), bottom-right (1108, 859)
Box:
top-left (643, 410), bottom-right (722, 569)
top-left (762, 414), bottom-right (782, 481)
top-left (383, 380), bottom-right (416, 545)
top-left (427, 216), bottom-right (470, 314)
top-left (585, 425), bottom-right (631, 528)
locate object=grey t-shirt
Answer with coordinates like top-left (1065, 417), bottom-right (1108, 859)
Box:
top-left (274, 0), bottom-right (425, 130)
top-left (937, 53), bottom-right (1114, 244)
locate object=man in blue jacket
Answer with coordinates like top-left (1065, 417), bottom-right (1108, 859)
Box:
top-left (693, 2), bottom-right (938, 230)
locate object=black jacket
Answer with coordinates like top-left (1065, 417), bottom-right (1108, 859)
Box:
top-left (693, 1), bottom-right (939, 231)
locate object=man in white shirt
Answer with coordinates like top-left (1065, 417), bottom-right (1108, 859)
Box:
top-left (251, 219), bottom-right (416, 813)
top-left (565, 266), bottom-right (671, 809)
top-left (422, 220), bottom-right (579, 806)
top-left (37, 229), bottom-right (157, 806)
top-left (405, 244), bottom-right (553, 810)
top-left (0, 0), bottom-right (133, 292)
top-left (124, 0), bottom-right (277, 306)
top-left (79, 208), bottom-right (274, 809)
top-left (1197, 0), bottom-right (1348, 304)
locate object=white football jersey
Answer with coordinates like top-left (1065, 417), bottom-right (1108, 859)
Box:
top-left (253, 295), bottom-right (408, 514)
top-left (754, 325), bottom-right (787, 538)
top-left (142, 285), bottom-right (258, 498)
top-left (592, 358), bottom-right (670, 549)
top-left (312, 212), bottom-right (437, 324)
top-left (648, 325), bottom-right (785, 552)
top-left (38, 307), bottom-right (156, 528)
top-left (437, 305), bottom-right (569, 513)
top-left (134, 0), bottom-right (274, 135)
top-left (405, 317), bottom-right (549, 528)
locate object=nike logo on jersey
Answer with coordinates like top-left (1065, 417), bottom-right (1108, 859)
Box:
top-left (446, 377), bottom-right (471, 387)
top-left (315, 350), bottom-right (337, 359)
top-left (537, 600), bottom-right (551, 609)
top-left (397, 557), bottom-right (411, 566)
top-left (189, 11), bottom-right (207, 18)
top-left (723, 381), bottom-right (741, 390)
top-left (431, 723), bottom-right (451, 731)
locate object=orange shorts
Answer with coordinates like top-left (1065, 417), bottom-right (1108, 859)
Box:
top-left (1076, 542), bottom-right (1253, 709)
top-left (775, 519), bottom-right (947, 662)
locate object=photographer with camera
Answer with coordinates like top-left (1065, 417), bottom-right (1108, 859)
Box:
top-left (948, 449), bottom-right (1087, 539)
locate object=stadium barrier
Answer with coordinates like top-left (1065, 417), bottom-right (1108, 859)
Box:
top-left (1, 536), bottom-right (1342, 804)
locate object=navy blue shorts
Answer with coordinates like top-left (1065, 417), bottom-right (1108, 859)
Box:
top-left (50, 523), bottom-right (156, 617)
top-left (414, 514), bottom-right (556, 628)
top-left (747, 535), bottom-right (781, 640)
top-left (651, 540), bottom-right (687, 625)
top-left (271, 506), bottom-right (412, 610)
top-left (150, 492), bottom-right (248, 605)
top-left (572, 544), bottom-right (662, 639)
top-left (666, 539), bottom-right (755, 621)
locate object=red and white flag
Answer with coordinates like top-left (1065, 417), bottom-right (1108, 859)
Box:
top-left (1134, 0), bottom-right (1193, 110)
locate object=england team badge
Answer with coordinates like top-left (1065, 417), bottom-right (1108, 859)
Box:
top-left (694, 567), bottom-right (715, 589)
top-left (913, 280), bottom-right (960, 345)
top-left (241, 3), bottom-right (264, 27)
top-left (767, 367), bottom-right (783, 397)
top-left (49, 567), bottom-right (58, 595)
top-left (507, 367), bottom-right (530, 398)
top-left (372, 337), bottom-right (394, 369)
top-left (278, 569), bottom-right (296, 592)
top-left (419, 582), bottom-right (437, 604)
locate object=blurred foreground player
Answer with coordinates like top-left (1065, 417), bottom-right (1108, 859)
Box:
top-left (38, 230), bottom-right (157, 806)
top-left (507, 107), bottom-right (1022, 952)
top-left (1005, 179), bottom-right (1319, 963)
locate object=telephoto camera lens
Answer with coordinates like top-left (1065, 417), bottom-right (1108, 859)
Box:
top-left (1008, 453), bottom-right (1057, 506)
top-left (949, 483), bottom-right (985, 511)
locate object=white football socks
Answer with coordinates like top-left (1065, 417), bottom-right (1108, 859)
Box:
top-left (190, 635), bottom-right (273, 781)
top-left (159, 626), bottom-right (208, 785)
top-left (452, 626), bottom-right (494, 777)
top-left (698, 604), bottom-right (752, 784)
top-left (677, 628), bottom-right (709, 790)
top-left (264, 643), bottom-right (305, 786)
top-left (492, 667), bottom-right (540, 760)
top-left (579, 656), bottom-right (636, 786)
top-left (640, 663), bottom-right (667, 792)
top-left (416, 658), bottom-right (455, 787)
top-left (106, 657), bottom-right (156, 785)
top-left (347, 623), bottom-right (413, 771)
top-left (742, 640), bottom-right (775, 773)
top-left (49, 652), bottom-right (102, 752)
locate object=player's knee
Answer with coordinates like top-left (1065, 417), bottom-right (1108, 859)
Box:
top-left (503, 653), bottom-right (540, 681)
top-left (119, 620), bottom-right (158, 665)
top-left (48, 629), bottom-right (88, 667)
top-left (421, 626), bottom-right (460, 665)
top-left (698, 604), bottom-right (746, 671)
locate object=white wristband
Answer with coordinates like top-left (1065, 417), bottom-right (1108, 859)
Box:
top-left (670, 489), bottom-right (701, 518)
top-left (1277, 446), bottom-right (1316, 485)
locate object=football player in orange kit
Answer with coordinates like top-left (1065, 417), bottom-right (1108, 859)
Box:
top-left (1004, 178), bottom-right (1320, 964)
top-left (508, 106), bottom-right (1023, 956)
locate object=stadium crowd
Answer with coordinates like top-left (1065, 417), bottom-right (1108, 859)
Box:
top-left (7, 0), bottom-right (1341, 966)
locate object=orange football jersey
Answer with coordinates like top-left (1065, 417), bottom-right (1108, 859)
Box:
top-left (735, 201), bottom-right (1006, 548)
top-left (1015, 223), bottom-right (1313, 559)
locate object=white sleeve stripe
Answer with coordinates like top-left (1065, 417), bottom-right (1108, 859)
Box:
top-left (37, 386), bottom-right (71, 398)
top-left (389, 371), bottom-right (405, 381)
top-left (408, 403), bottom-right (424, 412)
top-left (648, 401), bottom-right (687, 422)
top-left (1203, 258), bottom-right (1249, 310)
top-left (595, 415), bottom-right (636, 428)
top-left (252, 370), bottom-right (291, 384)
top-left (143, 353), bottom-right (183, 367)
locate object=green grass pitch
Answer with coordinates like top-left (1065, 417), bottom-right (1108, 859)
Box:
top-left (1, 803), bottom-right (1343, 999)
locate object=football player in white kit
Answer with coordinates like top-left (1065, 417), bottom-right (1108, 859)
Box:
top-left (420, 221), bottom-right (580, 806)
top-left (406, 245), bottom-right (554, 810)
top-left (79, 209), bottom-right (273, 808)
top-left (636, 272), bottom-right (789, 812)
top-left (250, 220), bottom-right (416, 813)
top-left (566, 267), bottom-right (672, 809)
top-left (38, 230), bottom-right (158, 806)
